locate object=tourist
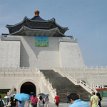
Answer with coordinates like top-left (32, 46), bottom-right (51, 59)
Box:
top-left (90, 92), bottom-right (99, 107)
top-left (38, 96), bottom-right (44, 107)
top-left (54, 93), bottom-right (60, 107)
top-left (24, 100), bottom-right (30, 107)
top-left (66, 92), bottom-right (70, 103)
top-left (68, 93), bottom-right (89, 107)
top-left (96, 92), bottom-right (102, 107)
top-left (44, 95), bottom-right (49, 107)
top-left (7, 97), bottom-right (16, 107)
top-left (17, 100), bottom-right (25, 107)
top-left (30, 94), bottom-right (38, 107)
top-left (0, 95), bottom-right (5, 107)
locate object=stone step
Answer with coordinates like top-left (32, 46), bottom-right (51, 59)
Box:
top-left (40, 69), bottom-right (90, 102)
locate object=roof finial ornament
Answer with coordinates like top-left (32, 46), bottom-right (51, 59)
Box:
top-left (34, 10), bottom-right (40, 16)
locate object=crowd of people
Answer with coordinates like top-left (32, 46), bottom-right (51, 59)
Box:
top-left (68, 91), bottom-right (102, 107)
top-left (0, 91), bottom-right (102, 107)
top-left (0, 93), bottom-right (49, 107)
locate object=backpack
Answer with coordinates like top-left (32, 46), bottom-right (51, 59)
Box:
top-left (0, 100), bottom-right (4, 107)
top-left (30, 96), bottom-right (38, 104)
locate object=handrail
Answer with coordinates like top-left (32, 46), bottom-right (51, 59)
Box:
top-left (40, 72), bottom-right (56, 103)
top-left (54, 67), bottom-right (107, 93)
top-left (79, 80), bottom-right (97, 94)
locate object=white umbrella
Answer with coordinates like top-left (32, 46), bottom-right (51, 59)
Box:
top-left (4, 96), bottom-right (9, 98)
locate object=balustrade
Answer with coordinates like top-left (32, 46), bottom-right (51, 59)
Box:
top-left (54, 67), bottom-right (107, 93)
top-left (0, 67), bottom-right (40, 77)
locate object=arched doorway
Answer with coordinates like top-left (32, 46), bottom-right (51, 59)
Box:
top-left (20, 82), bottom-right (36, 94)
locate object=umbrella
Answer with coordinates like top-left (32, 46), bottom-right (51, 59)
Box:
top-left (4, 95), bottom-right (9, 99)
top-left (38, 93), bottom-right (47, 98)
top-left (45, 94), bottom-right (49, 96)
top-left (15, 93), bottom-right (30, 101)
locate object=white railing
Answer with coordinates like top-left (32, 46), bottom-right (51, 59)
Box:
top-left (79, 80), bottom-right (97, 93)
top-left (40, 72), bottom-right (56, 103)
top-left (54, 68), bottom-right (78, 85)
top-left (54, 67), bottom-right (107, 93)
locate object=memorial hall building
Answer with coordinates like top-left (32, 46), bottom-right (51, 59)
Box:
top-left (0, 10), bottom-right (107, 101)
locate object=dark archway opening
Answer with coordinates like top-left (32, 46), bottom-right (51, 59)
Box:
top-left (20, 82), bottom-right (36, 95)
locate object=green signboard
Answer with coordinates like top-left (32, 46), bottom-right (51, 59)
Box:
top-left (34, 36), bottom-right (48, 47)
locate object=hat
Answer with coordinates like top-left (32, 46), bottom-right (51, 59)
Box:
top-left (68, 93), bottom-right (79, 101)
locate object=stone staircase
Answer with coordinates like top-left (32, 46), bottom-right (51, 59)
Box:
top-left (40, 69), bottom-right (91, 102)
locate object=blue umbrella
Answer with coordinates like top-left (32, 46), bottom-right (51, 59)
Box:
top-left (15, 93), bottom-right (30, 101)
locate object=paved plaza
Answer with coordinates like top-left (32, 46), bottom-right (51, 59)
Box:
top-left (47, 97), bottom-right (107, 107)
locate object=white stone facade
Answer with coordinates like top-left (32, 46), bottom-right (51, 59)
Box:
top-left (59, 40), bottom-right (84, 68)
top-left (0, 35), bottom-right (107, 100)
top-left (0, 41), bottom-right (20, 68)
top-left (1, 35), bottom-right (85, 69)
top-left (0, 35), bottom-right (85, 101)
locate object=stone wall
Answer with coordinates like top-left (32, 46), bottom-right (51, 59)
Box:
top-left (59, 38), bottom-right (85, 68)
top-left (0, 68), bottom-right (40, 93)
top-left (21, 36), bottom-right (84, 68)
top-left (1, 35), bottom-right (85, 69)
top-left (0, 41), bottom-right (20, 67)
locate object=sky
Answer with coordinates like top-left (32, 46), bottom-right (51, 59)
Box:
top-left (0, 0), bottom-right (107, 67)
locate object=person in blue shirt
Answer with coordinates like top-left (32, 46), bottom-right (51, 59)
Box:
top-left (68, 93), bottom-right (89, 107)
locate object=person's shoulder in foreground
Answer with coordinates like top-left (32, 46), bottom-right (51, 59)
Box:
top-left (68, 93), bottom-right (89, 107)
